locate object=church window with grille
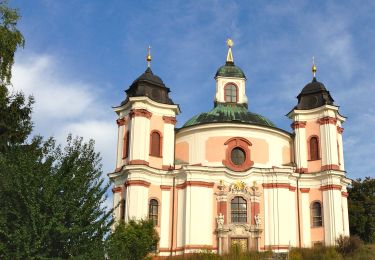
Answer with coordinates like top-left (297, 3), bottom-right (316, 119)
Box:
top-left (311, 201), bottom-right (323, 227)
top-left (149, 199), bottom-right (158, 226)
top-left (225, 84), bottom-right (237, 102)
top-left (231, 196), bottom-right (247, 223)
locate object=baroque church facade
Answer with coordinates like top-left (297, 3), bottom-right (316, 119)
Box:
top-left (109, 40), bottom-right (350, 256)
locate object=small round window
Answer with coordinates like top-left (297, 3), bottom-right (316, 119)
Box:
top-left (231, 147), bottom-right (246, 165)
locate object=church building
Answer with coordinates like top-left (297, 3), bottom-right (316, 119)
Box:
top-left (108, 39), bottom-right (351, 256)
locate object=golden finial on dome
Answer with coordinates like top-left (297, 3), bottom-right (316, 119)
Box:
top-left (226, 38), bottom-right (234, 63)
top-left (312, 56), bottom-right (317, 77)
top-left (146, 45), bottom-right (152, 68)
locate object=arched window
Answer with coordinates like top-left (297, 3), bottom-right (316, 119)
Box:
top-left (120, 199), bottom-right (125, 221)
top-left (309, 136), bottom-right (319, 161)
top-left (149, 199), bottom-right (158, 226)
top-left (231, 196), bottom-right (247, 223)
top-left (225, 84), bottom-right (237, 103)
top-left (150, 131), bottom-right (162, 157)
top-left (123, 131), bottom-right (130, 159)
top-left (311, 201), bottom-right (323, 227)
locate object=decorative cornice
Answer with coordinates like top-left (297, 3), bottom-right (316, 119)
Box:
top-left (160, 185), bottom-right (172, 190)
top-left (129, 109), bottom-right (152, 119)
top-left (318, 116), bottom-right (337, 125)
top-left (116, 118), bottom-right (127, 126)
top-left (300, 188), bottom-right (310, 193)
top-left (321, 164), bottom-right (340, 171)
top-left (262, 183), bottom-right (291, 189)
top-left (337, 126), bottom-right (344, 134)
top-left (176, 181), bottom-right (215, 189)
top-left (162, 116), bottom-right (177, 125)
top-left (320, 184), bottom-right (341, 191)
top-left (114, 166), bottom-right (123, 173)
top-left (162, 165), bottom-right (174, 171)
top-left (112, 187), bottom-right (122, 193)
top-left (295, 168), bottom-right (308, 173)
top-left (341, 191), bottom-right (349, 198)
top-left (124, 180), bottom-right (151, 188)
top-left (129, 160), bottom-right (149, 166)
top-left (159, 245), bottom-right (217, 253)
top-left (289, 186), bottom-right (297, 191)
top-left (291, 121), bottom-right (306, 130)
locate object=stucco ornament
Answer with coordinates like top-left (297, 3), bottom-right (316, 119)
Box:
top-left (217, 213), bottom-right (225, 229)
top-left (255, 214), bottom-right (261, 227)
top-left (229, 181), bottom-right (247, 193)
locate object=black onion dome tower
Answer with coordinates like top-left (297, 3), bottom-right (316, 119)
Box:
top-left (295, 61), bottom-right (334, 110)
top-left (122, 50), bottom-right (175, 105)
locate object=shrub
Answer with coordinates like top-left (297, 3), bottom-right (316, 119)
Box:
top-left (336, 235), bottom-right (363, 256)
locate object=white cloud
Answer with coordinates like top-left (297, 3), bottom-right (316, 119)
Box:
top-left (12, 53), bottom-right (117, 176)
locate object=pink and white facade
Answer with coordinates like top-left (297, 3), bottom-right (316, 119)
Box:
top-left (108, 42), bottom-right (350, 256)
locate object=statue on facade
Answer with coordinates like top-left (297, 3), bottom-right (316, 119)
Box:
top-left (217, 213), bottom-right (224, 229)
top-left (255, 214), bottom-right (261, 228)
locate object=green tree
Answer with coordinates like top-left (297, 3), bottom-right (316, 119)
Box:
top-left (107, 219), bottom-right (159, 260)
top-left (348, 177), bottom-right (375, 243)
top-left (0, 1), bottom-right (32, 152)
top-left (0, 1), bottom-right (113, 258)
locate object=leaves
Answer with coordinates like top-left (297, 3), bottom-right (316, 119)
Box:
top-left (348, 177), bottom-right (375, 243)
top-left (107, 219), bottom-right (159, 260)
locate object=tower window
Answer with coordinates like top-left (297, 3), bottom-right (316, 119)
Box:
top-left (150, 131), bottom-right (162, 157)
top-left (120, 199), bottom-right (125, 221)
top-left (231, 196), bottom-right (247, 223)
top-left (309, 136), bottom-right (319, 161)
top-left (123, 131), bottom-right (130, 159)
top-left (311, 201), bottom-right (323, 227)
top-left (149, 199), bottom-right (159, 226)
top-left (225, 84), bottom-right (238, 102)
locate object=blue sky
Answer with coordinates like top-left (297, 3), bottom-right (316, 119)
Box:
top-left (9, 0), bottom-right (375, 189)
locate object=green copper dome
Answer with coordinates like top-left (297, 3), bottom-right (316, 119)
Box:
top-left (215, 61), bottom-right (246, 79)
top-left (182, 103), bottom-right (275, 128)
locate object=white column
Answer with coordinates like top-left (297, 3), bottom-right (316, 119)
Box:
top-left (130, 116), bottom-right (150, 162)
top-left (320, 123), bottom-right (339, 167)
top-left (125, 185), bottom-right (149, 221)
top-left (337, 131), bottom-right (345, 170)
top-left (288, 190), bottom-right (297, 247)
top-left (116, 124), bottom-right (124, 168)
top-left (300, 191), bottom-right (311, 247)
top-left (277, 188), bottom-right (290, 247)
top-left (294, 126), bottom-right (307, 171)
top-left (341, 195), bottom-right (350, 236)
top-left (176, 189), bottom-right (186, 248)
top-left (160, 190), bottom-right (171, 248)
top-left (323, 189), bottom-right (343, 245)
top-left (163, 122), bottom-right (175, 167)
top-left (113, 191), bottom-right (122, 222)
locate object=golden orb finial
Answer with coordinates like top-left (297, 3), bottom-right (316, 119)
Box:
top-left (312, 56), bottom-right (317, 77)
top-left (226, 38), bottom-right (234, 63)
top-left (146, 45), bottom-right (152, 68)
top-left (227, 38), bottom-right (234, 48)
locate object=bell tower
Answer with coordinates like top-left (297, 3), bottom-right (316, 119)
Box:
top-left (287, 60), bottom-right (349, 246)
top-left (214, 39), bottom-right (248, 107)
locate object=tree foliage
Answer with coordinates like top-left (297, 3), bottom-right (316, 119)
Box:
top-left (0, 2), bottom-right (113, 258)
top-left (0, 136), bottom-right (113, 259)
top-left (0, 0), bottom-right (25, 84)
top-left (348, 177), bottom-right (375, 243)
top-left (107, 219), bottom-right (159, 260)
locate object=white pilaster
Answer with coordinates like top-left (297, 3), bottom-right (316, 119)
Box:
top-left (323, 189), bottom-right (344, 245)
top-left (129, 116), bottom-right (150, 162)
top-left (341, 196), bottom-right (350, 236)
top-left (294, 127), bottom-right (307, 170)
top-left (160, 190), bottom-right (171, 248)
top-left (163, 122), bottom-right (175, 167)
top-left (300, 192), bottom-right (311, 247)
top-left (320, 123), bottom-right (339, 167)
top-left (125, 185), bottom-right (149, 221)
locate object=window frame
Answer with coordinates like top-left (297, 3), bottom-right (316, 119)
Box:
top-left (148, 198), bottom-right (159, 226)
top-left (224, 83), bottom-right (238, 103)
top-left (149, 130), bottom-right (163, 157)
top-left (222, 137), bottom-right (254, 171)
top-left (311, 201), bottom-right (323, 227)
top-left (308, 135), bottom-right (320, 161)
top-left (231, 196), bottom-right (247, 223)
